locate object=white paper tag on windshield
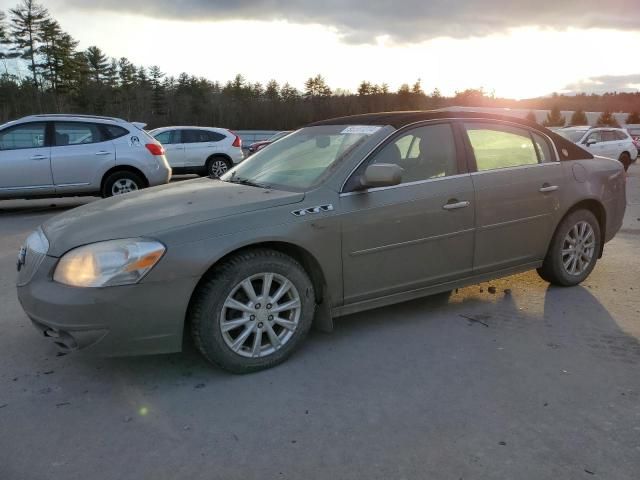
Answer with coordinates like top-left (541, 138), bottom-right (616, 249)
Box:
top-left (341, 125), bottom-right (382, 135)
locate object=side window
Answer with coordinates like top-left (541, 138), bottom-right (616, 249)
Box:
top-left (532, 132), bottom-right (554, 162)
top-left (614, 130), bottom-right (628, 141)
top-left (154, 131), bottom-right (174, 144)
top-left (54, 122), bottom-right (104, 146)
top-left (586, 131), bottom-right (602, 143)
top-left (601, 131), bottom-right (617, 142)
top-left (103, 125), bottom-right (129, 140)
top-left (0, 123), bottom-right (46, 150)
top-left (465, 123), bottom-right (538, 171)
top-left (370, 123), bottom-right (458, 183)
top-left (183, 130), bottom-right (205, 143)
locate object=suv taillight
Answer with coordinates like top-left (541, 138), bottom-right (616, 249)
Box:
top-left (229, 131), bottom-right (242, 148)
top-left (145, 143), bottom-right (165, 156)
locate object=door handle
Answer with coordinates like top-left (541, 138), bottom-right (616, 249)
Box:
top-left (30, 154), bottom-right (47, 160)
top-left (95, 151), bottom-right (111, 156)
top-left (442, 200), bottom-right (470, 210)
top-left (539, 184), bottom-right (559, 193)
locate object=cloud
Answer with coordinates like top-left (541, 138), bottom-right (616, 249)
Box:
top-left (54, 0), bottom-right (640, 43)
top-left (563, 74), bottom-right (640, 94)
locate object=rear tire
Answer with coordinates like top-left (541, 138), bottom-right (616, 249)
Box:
top-left (102, 171), bottom-right (145, 198)
top-left (619, 152), bottom-right (631, 171)
top-left (190, 249), bottom-right (315, 373)
top-left (537, 209), bottom-right (601, 286)
top-left (206, 156), bottom-right (231, 178)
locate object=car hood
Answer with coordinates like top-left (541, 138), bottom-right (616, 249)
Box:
top-left (42, 178), bottom-right (304, 257)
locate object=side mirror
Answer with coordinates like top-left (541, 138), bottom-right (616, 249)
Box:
top-left (585, 138), bottom-right (597, 146)
top-left (359, 164), bottom-right (403, 189)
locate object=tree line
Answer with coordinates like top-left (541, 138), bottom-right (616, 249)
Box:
top-left (1, 0), bottom-right (640, 130)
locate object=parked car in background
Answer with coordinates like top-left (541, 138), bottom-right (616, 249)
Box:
top-left (557, 126), bottom-right (637, 170)
top-left (149, 126), bottom-right (244, 177)
top-left (17, 110), bottom-right (626, 373)
top-left (624, 124), bottom-right (640, 160)
top-left (247, 130), bottom-right (293, 155)
top-left (0, 114), bottom-right (171, 199)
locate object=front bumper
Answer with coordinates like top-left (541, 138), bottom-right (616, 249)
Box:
top-left (17, 255), bottom-right (197, 356)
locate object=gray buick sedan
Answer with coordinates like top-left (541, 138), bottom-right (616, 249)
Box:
top-left (17, 111), bottom-right (626, 373)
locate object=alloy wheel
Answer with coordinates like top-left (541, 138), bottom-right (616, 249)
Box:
top-left (561, 221), bottom-right (595, 276)
top-left (219, 272), bottom-right (301, 358)
top-left (111, 178), bottom-right (138, 195)
top-left (209, 160), bottom-right (229, 177)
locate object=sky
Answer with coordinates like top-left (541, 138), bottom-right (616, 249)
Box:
top-left (2, 0), bottom-right (640, 99)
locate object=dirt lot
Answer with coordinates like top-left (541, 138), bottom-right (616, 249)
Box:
top-left (1, 168), bottom-right (639, 480)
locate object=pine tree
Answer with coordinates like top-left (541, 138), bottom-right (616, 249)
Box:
top-left (0, 10), bottom-right (10, 58)
top-left (595, 110), bottom-right (619, 127)
top-left (117, 57), bottom-right (136, 88)
top-left (358, 80), bottom-right (373, 96)
top-left (304, 74), bottom-right (331, 98)
top-left (85, 46), bottom-right (108, 82)
top-left (525, 111), bottom-right (537, 123)
top-left (543, 105), bottom-right (565, 127)
top-left (625, 111), bottom-right (640, 124)
top-left (148, 65), bottom-right (165, 115)
top-left (280, 82), bottom-right (300, 101)
top-left (9, 0), bottom-right (49, 88)
top-left (570, 109), bottom-right (588, 126)
top-left (264, 79), bottom-right (279, 100)
top-left (411, 79), bottom-right (423, 95)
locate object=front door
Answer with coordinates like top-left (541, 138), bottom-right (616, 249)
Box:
top-left (0, 122), bottom-right (53, 198)
top-left (182, 129), bottom-right (212, 168)
top-left (154, 130), bottom-right (185, 168)
top-left (462, 121), bottom-right (565, 273)
top-left (340, 122), bottom-right (475, 305)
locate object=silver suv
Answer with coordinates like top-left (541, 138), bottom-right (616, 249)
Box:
top-left (0, 114), bottom-right (172, 199)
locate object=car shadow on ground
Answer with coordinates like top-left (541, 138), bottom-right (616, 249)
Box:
top-left (75, 281), bottom-right (639, 384)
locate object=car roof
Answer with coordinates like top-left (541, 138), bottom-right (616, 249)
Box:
top-left (21, 114), bottom-right (130, 124)
top-left (308, 109), bottom-right (593, 161)
top-left (151, 126), bottom-right (227, 131)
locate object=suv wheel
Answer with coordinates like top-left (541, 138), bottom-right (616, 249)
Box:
top-left (190, 249), bottom-right (315, 373)
top-left (537, 209), bottom-right (601, 286)
top-left (102, 171), bottom-right (145, 198)
top-left (206, 157), bottom-right (231, 178)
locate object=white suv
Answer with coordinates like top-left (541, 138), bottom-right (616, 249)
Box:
top-left (149, 126), bottom-right (244, 177)
top-left (0, 114), bottom-right (171, 199)
top-left (557, 126), bottom-right (638, 170)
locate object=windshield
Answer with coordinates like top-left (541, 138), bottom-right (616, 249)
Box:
top-left (557, 129), bottom-right (587, 143)
top-left (221, 125), bottom-right (390, 190)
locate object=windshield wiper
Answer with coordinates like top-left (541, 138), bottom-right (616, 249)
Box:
top-left (226, 176), bottom-right (270, 189)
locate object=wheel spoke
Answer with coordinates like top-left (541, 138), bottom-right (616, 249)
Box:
top-left (274, 317), bottom-right (296, 331)
top-left (250, 330), bottom-right (262, 357)
top-left (271, 299), bottom-right (300, 313)
top-left (224, 298), bottom-right (254, 314)
top-left (241, 279), bottom-right (259, 303)
top-left (231, 326), bottom-right (253, 352)
top-left (264, 322), bottom-right (281, 349)
top-left (262, 273), bottom-right (274, 299)
top-left (270, 279), bottom-right (291, 304)
top-left (221, 316), bottom-right (251, 332)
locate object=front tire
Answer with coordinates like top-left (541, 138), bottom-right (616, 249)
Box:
top-left (102, 171), bottom-right (145, 198)
top-left (190, 249), bottom-right (315, 373)
top-left (537, 209), bottom-right (601, 286)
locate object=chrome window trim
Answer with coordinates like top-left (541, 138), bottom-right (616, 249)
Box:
top-left (339, 116), bottom-right (561, 193)
top-left (469, 160), bottom-right (561, 176)
top-left (339, 172), bottom-right (471, 197)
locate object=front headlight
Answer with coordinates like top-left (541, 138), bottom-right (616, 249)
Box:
top-left (53, 239), bottom-right (165, 287)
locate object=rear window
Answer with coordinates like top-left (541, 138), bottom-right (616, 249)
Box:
top-left (103, 125), bottom-right (129, 140)
top-left (614, 130), bottom-right (629, 140)
top-left (54, 122), bottom-right (105, 146)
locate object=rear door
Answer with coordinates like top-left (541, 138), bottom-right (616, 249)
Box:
top-left (50, 121), bottom-right (115, 193)
top-left (0, 122), bottom-right (53, 198)
top-left (183, 129), bottom-right (227, 168)
top-left (462, 121), bottom-right (565, 273)
top-left (154, 129), bottom-right (184, 168)
top-left (340, 122), bottom-right (475, 304)
top-left (600, 130), bottom-right (621, 159)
